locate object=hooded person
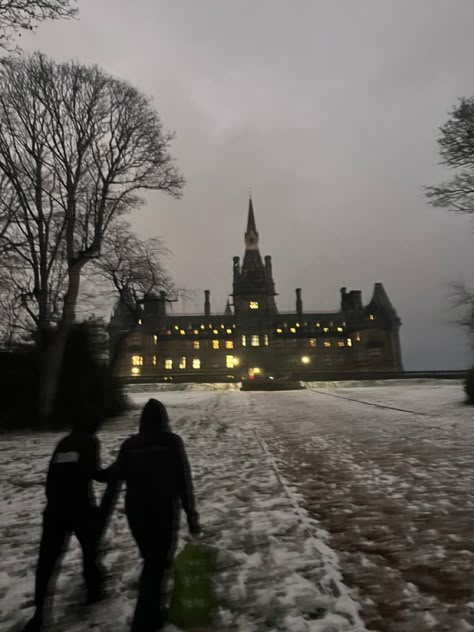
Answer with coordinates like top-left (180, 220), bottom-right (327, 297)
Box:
top-left (102, 398), bottom-right (200, 632)
top-left (23, 414), bottom-right (110, 632)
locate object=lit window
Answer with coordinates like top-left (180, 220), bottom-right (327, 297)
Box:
top-left (174, 325), bottom-right (179, 330)
top-left (213, 329), bottom-right (218, 334)
top-left (226, 355), bottom-right (234, 368)
top-left (226, 328), bottom-right (232, 334)
top-left (338, 341), bottom-right (345, 347)
top-left (212, 340), bottom-right (219, 349)
top-left (138, 319), bottom-right (142, 325)
top-left (131, 355), bottom-right (144, 366)
top-left (194, 329), bottom-right (199, 335)
top-left (208, 324), bottom-right (213, 329)
top-left (251, 335), bottom-right (260, 347)
top-left (221, 324), bottom-right (225, 329)
top-left (296, 323), bottom-right (300, 328)
top-left (200, 324), bottom-right (205, 330)
top-left (264, 335), bottom-right (269, 346)
top-left (369, 314), bottom-right (375, 320)
top-left (180, 329), bottom-right (186, 335)
top-left (131, 367), bottom-right (141, 376)
top-left (192, 358), bottom-right (201, 369)
top-left (152, 355), bottom-right (157, 365)
top-left (193, 341), bottom-right (200, 350)
top-left (290, 328), bottom-right (296, 333)
top-left (166, 330), bottom-right (172, 335)
top-left (225, 340), bottom-right (234, 349)
top-left (316, 322), bottom-right (320, 327)
top-left (242, 335), bottom-right (247, 347)
top-left (337, 327), bottom-right (343, 332)
top-left (249, 301), bottom-right (259, 310)
top-left (323, 341), bottom-right (331, 348)
top-left (179, 357), bottom-right (186, 369)
top-left (347, 338), bottom-right (352, 347)
top-left (356, 332), bottom-right (361, 342)
top-left (276, 328), bottom-right (283, 334)
top-left (165, 359), bottom-right (173, 369)
top-left (301, 356), bottom-right (310, 364)
top-left (153, 335), bottom-right (158, 344)
top-left (323, 327), bottom-right (329, 333)
top-left (309, 339), bottom-right (317, 347)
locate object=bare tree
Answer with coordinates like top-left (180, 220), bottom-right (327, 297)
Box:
top-left (426, 97), bottom-right (474, 216)
top-left (0, 0), bottom-right (77, 50)
top-left (0, 52), bottom-right (184, 418)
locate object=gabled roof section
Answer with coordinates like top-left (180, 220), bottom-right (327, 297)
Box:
top-left (367, 283), bottom-right (401, 324)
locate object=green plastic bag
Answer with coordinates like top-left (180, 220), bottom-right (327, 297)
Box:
top-left (168, 542), bottom-right (218, 630)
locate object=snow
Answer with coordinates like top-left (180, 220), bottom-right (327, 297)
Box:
top-left (1, 380), bottom-right (473, 631)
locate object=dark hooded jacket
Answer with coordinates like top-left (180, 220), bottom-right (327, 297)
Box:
top-left (110, 399), bottom-right (199, 531)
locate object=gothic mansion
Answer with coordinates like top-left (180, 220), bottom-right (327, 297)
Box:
top-left (109, 200), bottom-right (403, 381)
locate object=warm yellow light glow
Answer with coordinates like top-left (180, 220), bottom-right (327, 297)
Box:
top-left (338, 341), bottom-right (345, 347)
top-left (323, 327), bottom-right (329, 333)
top-left (131, 367), bottom-right (141, 376)
top-left (309, 339), bottom-right (317, 347)
top-left (276, 328), bottom-right (283, 333)
top-left (316, 322), bottom-right (320, 327)
top-left (212, 340), bottom-right (219, 349)
top-left (226, 355), bottom-right (234, 368)
top-left (174, 325), bottom-right (179, 330)
top-left (194, 329), bottom-right (198, 335)
top-left (233, 357), bottom-right (240, 366)
top-left (347, 338), bottom-right (352, 347)
top-left (153, 335), bottom-right (158, 344)
top-left (249, 301), bottom-right (259, 310)
top-left (131, 355), bottom-right (144, 366)
top-left (369, 314), bottom-right (375, 320)
top-left (356, 332), bottom-right (361, 342)
top-left (290, 327), bottom-right (296, 333)
top-left (165, 359), bottom-right (173, 369)
top-left (180, 329), bottom-right (186, 335)
top-left (296, 323), bottom-right (300, 327)
top-left (152, 355), bottom-right (157, 366)
top-left (200, 324), bottom-right (205, 330)
top-left (301, 356), bottom-right (310, 364)
top-left (225, 340), bottom-right (234, 349)
top-left (251, 335), bottom-right (260, 347)
top-left (193, 341), bottom-right (200, 349)
top-left (324, 341), bottom-right (331, 347)
top-left (264, 335), bottom-right (269, 346)
top-left (221, 324), bottom-right (225, 329)
top-left (337, 327), bottom-right (343, 332)
top-left (179, 357), bottom-right (186, 369)
top-left (192, 358), bottom-right (201, 369)
top-left (242, 335), bottom-right (247, 347)
top-left (226, 328), bottom-right (232, 334)
top-left (138, 319), bottom-right (142, 325)
top-left (249, 367), bottom-right (261, 376)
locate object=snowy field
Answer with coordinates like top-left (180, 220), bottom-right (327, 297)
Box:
top-left (1, 380), bottom-right (473, 632)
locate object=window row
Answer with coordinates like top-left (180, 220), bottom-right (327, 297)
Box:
top-left (131, 355), bottom-right (238, 371)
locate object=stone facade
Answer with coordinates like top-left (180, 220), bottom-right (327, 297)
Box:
top-left (109, 200), bottom-right (403, 381)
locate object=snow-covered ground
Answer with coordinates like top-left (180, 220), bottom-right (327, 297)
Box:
top-left (1, 380), bottom-right (473, 632)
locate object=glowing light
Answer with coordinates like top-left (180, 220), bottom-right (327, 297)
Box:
top-left (233, 357), bottom-right (240, 366)
top-left (337, 341), bottom-right (345, 347)
top-left (242, 335), bottom-right (247, 347)
top-left (153, 335), bottom-right (158, 344)
top-left (174, 325), bottom-right (179, 330)
top-left (165, 359), bottom-right (173, 369)
top-left (337, 327), bottom-right (343, 332)
top-left (301, 356), bottom-right (310, 364)
top-left (309, 339), bottom-right (317, 347)
top-left (131, 355), bottom-right (143, 366)
top-left (192, 358), bottom-right (201, 369)
top-left (250, 335), bottom-right (260, 347)
top-left (138, 319), bottom-right (142, 325)
top-left (213, 329), bottom-right (219, 334)
top-left (225, 340), bottom-right (234, 349)
top-left (264, 335), bottom-right (269, 346)
top-left (296, 323), bottom-right (300, 327)
top-left (226, 355), bottom-right (234, 368)
top-left (180, 329), bottom-right (186, 335)
top-left (194, 329), bottom-right (199, 335)
top-left (131, 367), bottom-right (141, 376)
top-left (200, 324), bottom-right (205, 330)
top-left (179, 357), bottom-right (186, 369)
top-left (226, 328), bottom-right (232, 334)
top-left (193, 341), bottom-right (200, 349)
top-left (347, 338), bottom-right (352, 347)
top-left (276, 328), bottom-right (283, 333)
top-left (152, 355), bottom-right (157, 365)
top-left (324, 341), bottom-right (331, 347)
top-left (249, 301), bottom-right (259, 310)
top-left (212, 340), bottom-right (219, 349)
top-left (290, 328), bottom-right (296, 333)
top-left (369, 314), bottom-right (375, 320)
top-left (323, 327), bottom-right (329, 333)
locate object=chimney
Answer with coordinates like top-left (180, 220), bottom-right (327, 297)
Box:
top-left (296, 288), bottom-right (303, 316)
top-left (204, 289), bottom-right (211, 316)
top-left (157, 290), bottom-right (167, 317)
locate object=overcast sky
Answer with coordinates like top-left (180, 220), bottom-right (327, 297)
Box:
top-left (23, 0), bottom-right (474, 370)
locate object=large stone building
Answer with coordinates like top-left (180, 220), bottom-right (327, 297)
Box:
top-left (110, 199), bottom-right (403, 381)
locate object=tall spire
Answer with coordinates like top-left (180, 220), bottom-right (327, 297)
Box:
top-left (245, 196), bottom-right (259, 250)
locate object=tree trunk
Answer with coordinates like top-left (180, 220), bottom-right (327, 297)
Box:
top-left (37, 261), bottom-right (83, 422)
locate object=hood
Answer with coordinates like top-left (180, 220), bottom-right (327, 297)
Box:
top-left (139, 398), bottom-right (170, 433)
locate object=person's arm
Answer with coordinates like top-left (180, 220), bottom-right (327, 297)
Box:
top-left (175, 434), bottom-right (200, 534)
top-left (90, 437), bottom-right (117, 483)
